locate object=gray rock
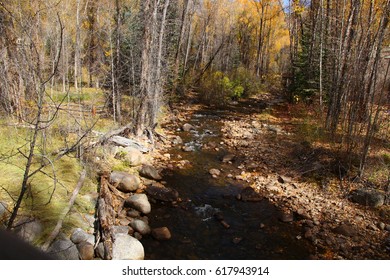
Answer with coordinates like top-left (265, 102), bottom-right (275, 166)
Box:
top-left (385, 224), bottom-right (390, 232)
top-left (109, 136), bottom-right (149, 153)
top-left (48, 239), bottom-right (79, 260)
top-left (127, 209), bottom-right (141, 218)
top-left (182, 123), bottom-right (195, 132)
top-left (14, 219), bottom-right (43, 244)
top-left (0, 201), bottom-right (7, 221)
top-left (378, 222), bottom-right (386, 230)
top-left (84, 214), bottom-right (96, 228)
top-left (222, 154), bottom-right (235, 163)
top-left (112, 225), bottom-right (131, 239)
top-left (139, 165), bottom-right (162, 181)
top-left (182, 145), bottom-right (196, 152)
top-left (125, 194), bottom-right (151, 214)
top-left (350, 188), bottom-right (385, 207)
top-left (70, 228), bottom-right (95, 245)
top-left (172, 135), bottom-right (183, 145)
top-left (134, 232), bottom-right (143, 240)
top-left (110, 171), bottom-right (141, 193)
top-left (333, 224), bottom-right (358, 237)
top-left (116, 147), bottom-right (144, 167)
top-left (145, 182), bottom-right (179, 202)
top-left (77, 241), bottom-right (94, 260)
top-left (112, 234), bottom-right (144, 260)
top-left (152, 227), bottom-right (172, 240)
top-left (95, 242), bottom-right (105, 259)
top-left (130, 219), bottom-right (151, 235)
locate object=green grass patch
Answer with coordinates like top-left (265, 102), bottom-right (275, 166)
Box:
top-left (49, 87), bottom-right (105, 105)
top-left (0, 118), bottom-right (97, 242)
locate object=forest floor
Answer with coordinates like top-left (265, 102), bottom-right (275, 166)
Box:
top-left (153, 91), bottom-right (390, 259)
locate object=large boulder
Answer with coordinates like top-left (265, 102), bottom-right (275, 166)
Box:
top-left (112, 234), bottom-right (144, 260)
top-left (145, 182), bottom-right (179, 202)
top-left (110, 171), bottom-right (141, 193)
top-left (139, 165), bottom-right (162, 181)
top-left (14, 219), bottom-right (43, 244)
top-left (47, 239), bottom-right (79, 260)
top-left (129, 219), bottom-right (151, 235)
top-left (349, 188), bottom-right (386, 207)
top-left (70, 228), bottom-right (95, 245)
top-left (116, 147), bottom-right (144, 167)
top-left (125, 194), bottom-right (151, 214)
top-left (77, 241), bottom-right (94, 260)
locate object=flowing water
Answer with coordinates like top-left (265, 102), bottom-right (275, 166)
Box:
top-left (142, 102), bottom-right (315, 260)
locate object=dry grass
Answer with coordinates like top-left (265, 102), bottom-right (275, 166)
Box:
top-left (0, 118), bottom-right (97, 243)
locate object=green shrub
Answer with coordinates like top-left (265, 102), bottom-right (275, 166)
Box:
top-left (198, 70), bottom-right (250, 106)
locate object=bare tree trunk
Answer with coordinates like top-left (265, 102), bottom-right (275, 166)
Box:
top-left (172, 0), bottom-right (190, 94)
top-left (74, 0), bottom-right (81, 92)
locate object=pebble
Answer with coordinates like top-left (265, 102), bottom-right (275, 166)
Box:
top-left (377, 222), bottom-right (385, 230)
top-left (209, 168), bottom-right (221, 176)
top-left (259, 223), bottom-right (265, 229)
top-left (232, 237), bottom-right (243, 244)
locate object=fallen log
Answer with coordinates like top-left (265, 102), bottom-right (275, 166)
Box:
top-left (97, 175), bottom-right (116, 260)
top-left (42, 169), bottom-right (87, 251)
top-left (108, 135), bottom-right (149, 153)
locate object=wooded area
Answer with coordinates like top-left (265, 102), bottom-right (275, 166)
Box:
top-left (0, 0), bottom-right (389, 259)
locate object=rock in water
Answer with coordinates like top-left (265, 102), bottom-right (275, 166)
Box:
top-left (77, 241), bottom-right (94, 260)
top-left (112, 234), bottom-right (144, 260)
top-left (145, 182), bottom-right (179, 202)
top-left (182, 123), bottom-right (195, 132)
top-left (222, 154), bottom-right (235, 163)
top-left (139, 164), bottom-right (162, 181)
top-left (70, 228), bottom-right (95, 245)
top-left (110, 171), bottom-right (141, 193)
top-left (172, 135), bottom-right (183, 145)
top-left (48, 239), bottom-right (79, 260)
top-left (209, 168), bottom-right (221, 177)
top-left (125, 194), bottom-right (151, 214)
top-left (349, 188), bottom-right (385, 207)
top-left (130, 219), bottom-right (151, 235)
top-left (152, 227), bottom-right (172, 240)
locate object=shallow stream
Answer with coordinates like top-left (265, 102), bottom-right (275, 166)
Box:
top-left (142, 103), bottom-right (315, 260)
